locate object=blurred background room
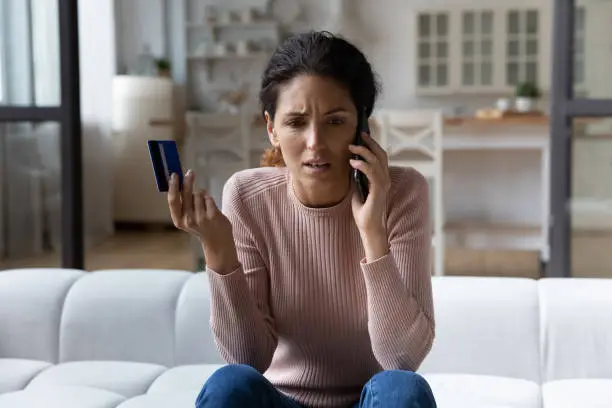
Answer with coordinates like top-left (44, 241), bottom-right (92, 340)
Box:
top-left (1, 0), bottom-right (612, 279)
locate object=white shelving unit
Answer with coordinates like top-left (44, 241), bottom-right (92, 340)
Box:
top-left (181, 1), bottom-right (291, 268)
top-left (186, 21), bottom-right (279, 30)
top-left (182, 0), bottom-right (282, 110)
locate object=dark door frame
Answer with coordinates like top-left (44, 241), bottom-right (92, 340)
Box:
top-left (0, 0), bottom-right (83, 269)
top-left (548, 0), bottom-right (612, 277)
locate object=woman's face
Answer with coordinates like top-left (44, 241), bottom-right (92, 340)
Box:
top-left (265, 74), bottom-right (358, 206)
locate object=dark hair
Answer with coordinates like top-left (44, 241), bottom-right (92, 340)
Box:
top-left (259, 31), bottom-right (381, 166)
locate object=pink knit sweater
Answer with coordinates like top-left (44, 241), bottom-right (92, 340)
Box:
top-left (206, 166), bottom-right (435, 408)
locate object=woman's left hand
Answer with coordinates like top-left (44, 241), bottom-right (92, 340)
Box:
top-left (349, 132), bottom-right (391, 237)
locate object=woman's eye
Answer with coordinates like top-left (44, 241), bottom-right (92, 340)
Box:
top-left (328, 117), bottom-right (345, 125)
top-left (286, 118), bottom-right (305, 127)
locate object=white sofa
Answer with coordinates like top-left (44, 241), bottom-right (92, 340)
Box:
top-left (0, 268), bottom-right (611, 408)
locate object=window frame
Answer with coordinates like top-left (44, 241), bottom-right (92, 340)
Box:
top-left (549, 0), bottom-right (612, 278)
top-left (0, 0), bottom-right (84, 269)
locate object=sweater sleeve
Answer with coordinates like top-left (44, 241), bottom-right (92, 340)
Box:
top-left (360, 168), bottom-right (435, 371)
top-left (205, 174), bottom-right (277, 373)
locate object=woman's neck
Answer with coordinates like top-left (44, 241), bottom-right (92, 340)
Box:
top-left (291, 177), bottom-right (351, 208)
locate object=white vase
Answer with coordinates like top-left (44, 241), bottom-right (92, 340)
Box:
top-left (515, 97), bottom-right (534, 112)
top-left (496, 98), bottom-right (511, 112)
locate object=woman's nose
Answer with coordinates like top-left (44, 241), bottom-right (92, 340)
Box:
top-left (305, 124), bottom-right (324, 150)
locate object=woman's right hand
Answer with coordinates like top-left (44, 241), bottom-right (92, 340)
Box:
top-left (168, 169), bottom-right (239, 274)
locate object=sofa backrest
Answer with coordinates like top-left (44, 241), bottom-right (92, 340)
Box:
top-left (59, 269), bottom-right (195, 366)
top-left (3, 267), bottom-right (610, 384)
top-left (418, 276), bottom-right (541, 383)
top-left (0, 268), bottom-right (83, 362)
top-left (538, 278), bottom-right (612, 381)
top-left (0, 268), bottom-right (227, 367)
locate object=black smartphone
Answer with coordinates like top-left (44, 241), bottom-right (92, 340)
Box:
top-left (352, 108), bottom-right (370, 203)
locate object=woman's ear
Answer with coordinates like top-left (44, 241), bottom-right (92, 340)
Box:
top-left (264, 111), bottom-right (279, 147)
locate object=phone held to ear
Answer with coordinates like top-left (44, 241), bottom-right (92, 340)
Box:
top-left (147, 140), bottom-right (183, 192)
top-left (352, 109), bottom-right (370, 203)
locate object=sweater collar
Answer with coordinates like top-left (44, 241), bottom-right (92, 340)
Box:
top-left (285, 169), bottom-right (353, 218)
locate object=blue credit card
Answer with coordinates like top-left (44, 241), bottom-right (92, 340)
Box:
top-left (147, 140), bottom-right (183, 192)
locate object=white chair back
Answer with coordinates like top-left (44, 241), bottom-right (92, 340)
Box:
top-left (185, 111), bottom-right (251, 174)
top-left (372, 109), bottom-right (445, 276)
top-left (374, 109), bottom-right (443, 177)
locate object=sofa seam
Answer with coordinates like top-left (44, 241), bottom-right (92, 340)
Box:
top-left (55, 271), bottom-right (87, 364)
top-left (172, 274), bottom-right (193, 368)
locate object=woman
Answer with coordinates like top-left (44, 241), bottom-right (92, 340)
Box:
top-left (168, 31), bottom-right (437, 408)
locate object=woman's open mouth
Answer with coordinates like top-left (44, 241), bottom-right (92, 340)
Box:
top-left (303, 160), bottom-right (331, 173)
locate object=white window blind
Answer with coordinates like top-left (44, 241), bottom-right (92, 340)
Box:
top-left (0, 1), bottom-right (6, 103)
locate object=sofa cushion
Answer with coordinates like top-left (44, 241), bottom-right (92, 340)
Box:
top-left (59, 269), bottom-right (191, 366)
top-left (542, 379), bottom-right (612, 408)
top-left (0, 385), bottom-right (126, 408)
top-left (27, 361), bottom-right (166, 398)
top-left (116, 392), bottom-right (198, 408)
top-left (419, 277), bottom-right (541, 383)
top-left (147, 364), bottom-right (225, 395)
top-left (0, 268), bottom-right (83, 362)
top-left (0, 359), bottom-right (51, 393)
top-left (424, 373), bottom-right (541, 408)
top-left (174, 273), bottom-right (225, 365)
top-left (539, 278), bottom-right (612, 381)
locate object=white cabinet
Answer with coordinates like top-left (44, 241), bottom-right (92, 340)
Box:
top-left (112, 76), bottom-right (176, 224)
top-left (503, 9), bottom-right (541, 87)
top-left (573, 6), bottom-right (586, 90)
top-left (459, 10), bottom-right (495, 89)
top-left (413, 3), bottom-right (612, 96)
top-left (414, 5), bottom-right (552, 95)
top-left (415, 12), bottom-right (451, 92)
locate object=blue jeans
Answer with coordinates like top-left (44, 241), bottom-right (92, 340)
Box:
top-left (195, 364), bottom-right (437, 408)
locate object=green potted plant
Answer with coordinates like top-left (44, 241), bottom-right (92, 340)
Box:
top-left (155, 58), bottom-right (171, 78)
top-left (515, 81), bottom-right (541, 112)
